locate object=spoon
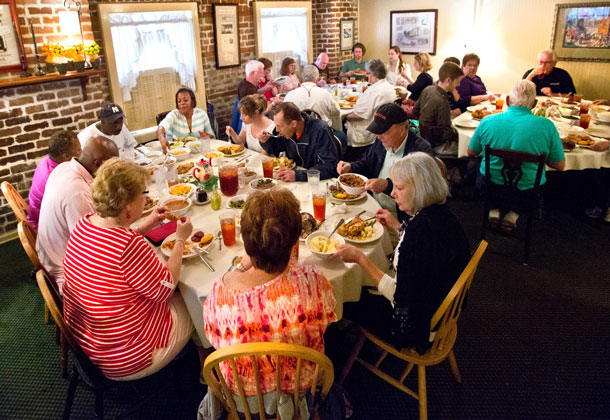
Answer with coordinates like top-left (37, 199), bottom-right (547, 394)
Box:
top-left (216, 231), bottom-right (223, 250)
top-left (327, 218), bottom-right (344, 238)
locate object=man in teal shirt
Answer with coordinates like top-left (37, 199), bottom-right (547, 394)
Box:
top-left (467, 79), bottom-right (565, 229)
top-left (340, 42), bottom-right (367, 81)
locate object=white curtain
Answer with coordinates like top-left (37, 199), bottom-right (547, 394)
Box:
top-left (109, 12), bottom-right (197, 101)
top-left (261, 8), bottom-right (309, 66)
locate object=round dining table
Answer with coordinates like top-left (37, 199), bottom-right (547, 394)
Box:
top-left (141, 139), bottom-right (393, 346)
top-left (452, 99), bottom-right (610, 170)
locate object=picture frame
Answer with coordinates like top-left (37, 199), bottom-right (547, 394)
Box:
top-left (550, 2), bottom-right (610, 62)
top-left (212, 4), bottom-right (241, 69)
top-left (0, 0), bottom-right (26, 72)
top-left (340, 19), bottom-right (354, 51)
top-left (390, 9), bottom-right (438, 55)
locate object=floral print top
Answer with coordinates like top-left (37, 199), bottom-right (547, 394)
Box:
top-left (204, 264), bottom-right (337, 394)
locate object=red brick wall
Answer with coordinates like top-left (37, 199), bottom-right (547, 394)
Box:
top-left (0, 0), bottom-right (359, 237)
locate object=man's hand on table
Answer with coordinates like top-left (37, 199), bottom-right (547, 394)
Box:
top-left (375, 209), bottom-right (401, 232)
top-left (276, 168), bottom-right (295, 182)
top-left (590, 139), bottom-right (610, 151)
top-left (365, 178), bottom-right (388, 194)
top-left (336, 161), bottom-right (351, 174)
top-left (541, 87), bottom-right (553, 97)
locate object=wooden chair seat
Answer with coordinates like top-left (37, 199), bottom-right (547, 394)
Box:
top-left (339, 241), bottom-right (488, 420)
top-left (2, 181), bottom-right (28, 223)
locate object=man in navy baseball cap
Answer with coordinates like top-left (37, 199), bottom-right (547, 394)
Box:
top-left (77, 103), bottom-right (137, 153)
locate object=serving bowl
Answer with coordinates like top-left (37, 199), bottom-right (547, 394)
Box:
top-left (168, 183), bottom-right (196, 198)
top-left (306, 231), bottom-right (345, 257)
top-left (338, 173), bottom-right (368, 195)
top-left (169, 147), bottom-right (190, 161)
top-left (249, 178), bottom-right (277, 190)
top-left (239, 167), bottom-right (258, 185)
top-left (161, 196), bottom-right (192, 217)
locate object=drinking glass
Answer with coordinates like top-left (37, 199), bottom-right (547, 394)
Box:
top-left (307, 168), bottom-right (320, 192)
top-left (218, 160), bottom-right (238, 196)
top-left (262, 156), bottom-right (274, 178)
top-left (200, 138), bottom-right (211, 154)
top-left (219, 211), bottom-right (236, 246)
top-left (579, 113), bottom-right (591, 129)
top-left (495, 99), bottom-right (504, 110)
top-left (312, 192), bottom-right (326, 221)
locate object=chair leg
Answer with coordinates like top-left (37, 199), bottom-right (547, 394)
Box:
top-left (44, 303), bottom-right (50, 324)
top-left (94, 390), bottom-right (105, 420)
top-left (60, 334), bottom-right (68, 378)
top-left (524, 211), bottom-right (534, 265)
top-left (447, 350), bottom-right (462, 384)
top-left (63, 369), bottom-right (79, 420)
top-left (417, 365), bottom-right (428, 420)
top-left (338, 331), bottom-right (366, 384)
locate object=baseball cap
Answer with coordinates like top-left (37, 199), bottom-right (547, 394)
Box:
top-left (99, 103), bottom-right (125, 121)
top-left (366, 103), bottom-right (408, 135)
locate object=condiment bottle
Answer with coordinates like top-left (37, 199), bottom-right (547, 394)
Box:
top-left (210, 187), bottom-right (221, 210)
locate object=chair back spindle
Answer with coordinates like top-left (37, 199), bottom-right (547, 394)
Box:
top-left (2, 181), bottom-right (29, 222)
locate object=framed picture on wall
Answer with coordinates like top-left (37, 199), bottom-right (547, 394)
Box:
top-left (212, 4), bottom-right (241, 69)
top-left (550, 2), bottom-right (610, 62)
top-left (390, 9), bottom-right (438, 55)
top-left (0, 0), bottom-right (26, 72)
top-left (340, 19), bottom-right (354, 51)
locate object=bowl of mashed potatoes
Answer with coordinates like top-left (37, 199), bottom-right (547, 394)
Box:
top-left (306, 231), bottom-right (345, 257)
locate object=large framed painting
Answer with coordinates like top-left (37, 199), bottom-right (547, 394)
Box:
top-left (340, 19), bottom-right (354, 51)
top-left (212, 4), bottom-right (241, 69)
top-left (551, 2), bottom-right (610, 62)
top-left (0, 0), bottom-right (26, 72)
top-left (390, 9), bottom-right (437, 55)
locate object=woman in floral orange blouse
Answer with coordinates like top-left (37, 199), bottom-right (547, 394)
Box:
top-left (203, 189), bottom-right (337, 396)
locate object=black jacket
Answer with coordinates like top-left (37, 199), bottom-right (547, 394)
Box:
top-left (261, 112), bottom-right (339, 181)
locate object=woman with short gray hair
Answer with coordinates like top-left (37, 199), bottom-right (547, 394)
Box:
top-left (333, 152), bottom-right (470, 354)
top-left (365, 58), bottom-right (387, 80)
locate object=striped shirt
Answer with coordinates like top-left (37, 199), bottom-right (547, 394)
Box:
top-left (63, 213), bottom-right (175, 379)
top-left (159, 108), bottom-right (214, 140)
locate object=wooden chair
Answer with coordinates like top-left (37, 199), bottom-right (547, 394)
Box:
top-left (203, 342), bottom-right (335, 420)
top-left (481, 145), bottom-right (546, 264)
top-left (1, 180), bottom-right (28, 223)
top-left (155, 111), bottom-right (170, 126)
top-left (338, 240), bottom-right (488, 420)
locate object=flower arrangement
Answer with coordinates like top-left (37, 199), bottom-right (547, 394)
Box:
top-left (85, 41), bottom-right (100, 59)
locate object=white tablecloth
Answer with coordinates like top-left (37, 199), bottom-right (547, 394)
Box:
top-left (144, 140), bottom-right (393, 345)
top-left (452, 103), bottom-right (610, 170)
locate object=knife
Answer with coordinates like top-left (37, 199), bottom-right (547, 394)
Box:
top-left (194, 247), bottom-right (215, 272)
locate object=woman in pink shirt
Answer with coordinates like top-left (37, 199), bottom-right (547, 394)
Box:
top-left (27, 130), bottom-right (81, 230)
top-left (278, 56), bottom-right (301, 94)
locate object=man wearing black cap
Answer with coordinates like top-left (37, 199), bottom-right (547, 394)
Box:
top-left (337, 103), bottom-right (431, 220)
top-left (78, 103), bottom-right (137, 153)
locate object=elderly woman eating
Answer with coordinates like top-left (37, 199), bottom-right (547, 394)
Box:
top-left (62, 158), bottom-right (196, 380)
top-left (200, 189), bottom-right (336, 417)
top-left (456, 53), bottom-right (495, 109)
top-left (157, 87), bottom-right (215, 152)
top-left (225, 94), bottom-right (275, 153)
top-left (333, 152), bottom-right (470, 355)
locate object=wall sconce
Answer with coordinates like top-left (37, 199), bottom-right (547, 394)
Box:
top-left (62, 0), bottom-right (90, 68)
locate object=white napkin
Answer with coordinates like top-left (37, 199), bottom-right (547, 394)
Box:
top-left (329, 202), bottom-right (347, 216)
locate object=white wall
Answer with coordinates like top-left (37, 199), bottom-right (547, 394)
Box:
top-left (359, 0), bottom-right (610, 99)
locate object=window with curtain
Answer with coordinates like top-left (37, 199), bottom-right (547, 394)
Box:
top-left (260, 8), bottom-right (309, 66)
top-left (109, 11), bottom-right (197, 101)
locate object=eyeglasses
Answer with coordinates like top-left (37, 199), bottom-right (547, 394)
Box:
top-left (142, 190), bottom-right (149, 195)
top-left (539, 61), bottom-right (554, 65)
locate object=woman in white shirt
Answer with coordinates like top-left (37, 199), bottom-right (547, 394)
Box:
top-left (225, 94), bottom-right (275, 153)
top-left (386, 46), bottom-right (412, 87)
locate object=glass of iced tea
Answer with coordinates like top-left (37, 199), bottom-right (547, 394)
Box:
top-left (579, 104), bottom-right (590, 115)
top-left (218, 160), bottom-right (238, 196)
top-left (572, 94), bottom-right (583, 103)
top-left (219, 211), bottom-right (236, 246)
top-left (262, 156), bottom-right (274, 178)
top-left (579, 113), bottom-right (591, 129)
top-left (495, 99), bottom-right (504, 110)
top-left (312, 192), bottom-right (326, 221)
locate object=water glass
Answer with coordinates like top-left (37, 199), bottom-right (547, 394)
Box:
top-left (307, 168), bottom-right (320, 192)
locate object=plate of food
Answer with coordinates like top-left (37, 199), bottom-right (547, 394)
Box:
top-left (394, 86), bottom-right (407, 96)
top-left (563, 133), bottom-right (600, 148)
top-left (329, 182), bottom-right (365, 202)
top-left (274, 76), bottom-right (288, 85)
top-left (337, 214), bottom-right (383, 244)
top-left (160, 230), bottom-right (214, 259)
top-left (142, 195), bottom-right (159, 214)
top-left (227, 195), bottom-right (248, 210)
top-left (454, 119), bottom-right (480, 129)
top-left (467, 105), bottom-right (492, 113)
top-left (169, 141), bottom-right (184, 149)
top-left (470, 108), bottom-right (492, 120)
top-left (353, 68), bottom-right (366, 75)
top-left (143, 150), bottom-right (163, 159)
top-left (339, 102), bottom-right (353, 110)
top-left (218, 144), bottom-right (245, 157)
top-left (272, 156), bottom-right (296, 169)
top-left (205, 151), bottom-right (223, 160)
top-left (169, 183), bottom-right (196, 198)
top-left (176, 161), bottom-right (194, 175)
top-left (169, 147), bottom-right (190, 161)
top-left (249, 178), bottom-right (277, 190)
top-left (306, 231), bottom-right (345, 257)
top-left (338, 173), bottom-right (368, 195)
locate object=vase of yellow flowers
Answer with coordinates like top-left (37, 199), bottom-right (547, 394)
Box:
top-left (85, 42), bottom-right (101, 69)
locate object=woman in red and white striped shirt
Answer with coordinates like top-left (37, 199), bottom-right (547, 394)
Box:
top-left (63, 158), bottom-right (194, 380)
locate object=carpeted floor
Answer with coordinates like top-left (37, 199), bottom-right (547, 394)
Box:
top-left (1, 193), bottom-right (610, 419)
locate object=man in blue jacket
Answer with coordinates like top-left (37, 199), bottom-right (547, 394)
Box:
top-left (337, 103), bottom-right (431, 221)
top-left (256, 102), bottom-right (339, 182)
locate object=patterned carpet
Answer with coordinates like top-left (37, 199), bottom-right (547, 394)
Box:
top-left (1, 192), bottom-right (610, 419)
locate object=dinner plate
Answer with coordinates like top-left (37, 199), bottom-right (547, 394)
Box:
top-left (329, 191), bottom-right (366, 203)
top-left (394, 86), bottom-right (407, 95)
top-left (338, 216), bottom-right (384, 244)
top-left (585, 126), bottom-right (610, 139)
top-left (168, 183), bottom-right (196, 198)
top-left (160, 232), bottom-right (213, 259)
top-left (274, 76), bottom-right (287, 85)
top-left (227, 194), bottom-right (248, 210)
top-left (142, 195), bottom-right (159, 215)
top-left (454, 119), bottom-right (479, 129)
top-left (249, 178), bottom-right (277, 190)
top-left (467, 105), bottom-right (493, 113)
top-left (219, 149), bottom-right (246, 157)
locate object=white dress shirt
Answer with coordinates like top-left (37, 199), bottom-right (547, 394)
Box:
top-left (78, 123), bottom-right (137, 152)
top-left (283, 82), bottom-right (341, 127)
top-left (36, 158), bottom-right (95, 292)
top-left (346, 79), bottom-right (396, 147)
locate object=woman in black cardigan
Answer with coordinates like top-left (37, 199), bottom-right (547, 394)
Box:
top-left (334, 152), bottom-right (470, 354)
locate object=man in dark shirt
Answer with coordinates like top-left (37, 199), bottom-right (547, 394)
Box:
top-left (312, 52), bottom-right (336, 85)
top-left (237, 60), bottom-right (275, 99)
top-left (523, 49), bottom-right (576, 96)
